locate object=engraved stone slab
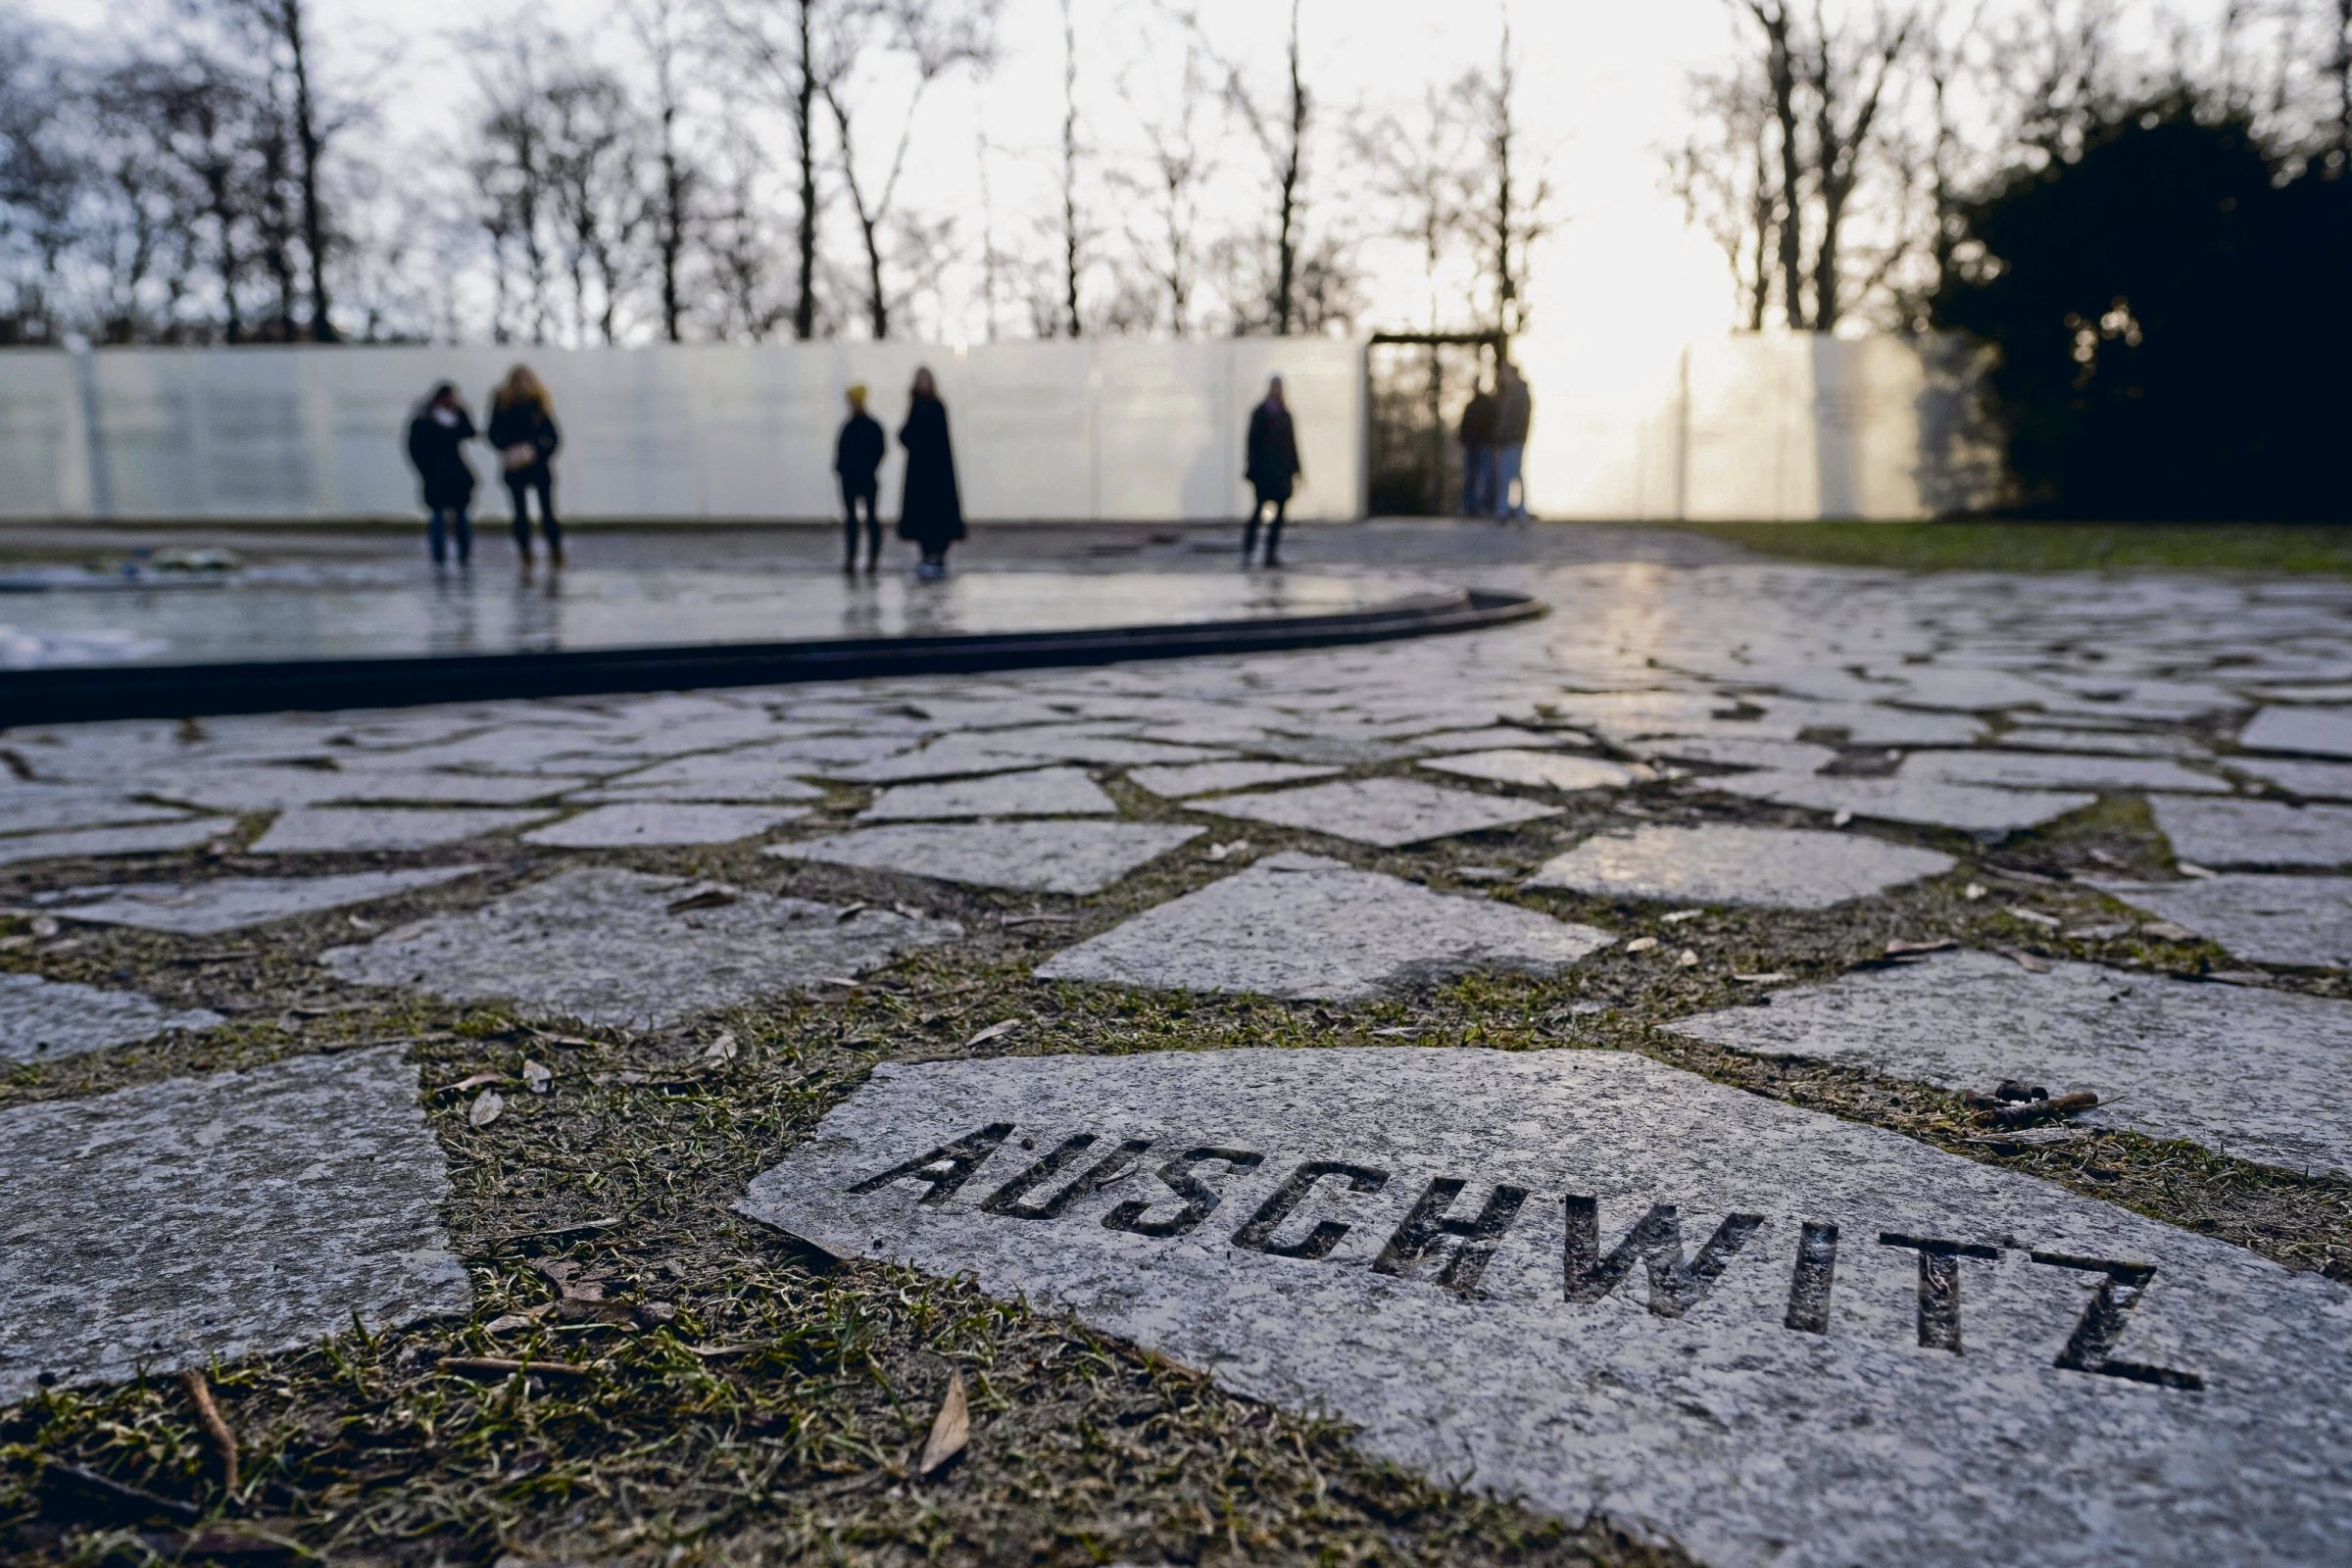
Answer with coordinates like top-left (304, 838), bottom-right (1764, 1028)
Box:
top-left (251, 807), bottom-right (555, 855)
top-left (42, 866), bottom-right (482, 935)
top-left (1191, 778), bottom-right (1560, 848)
top-left (0, 1047), bottom-right (469, 1403)
top-left (0, 973), bottom-right (223, 1066)
top-left (1418, 750), bottom-right (1650, 795)
top-left (1666, 951), bottom-right (2352, 1175)
top-left (2238, 706), bottom-right (2352, 759)
top-left (1034, 852), bottom-right (1613, 1001)
top-left (318, 865), bottom-right (960, 1028)
top-left (1527, 824), bottom-right (1954, 909)
top-left (1124, 760), bottom-right (1341, 799)
top-left (770, 821), bottom-right (1204, 895)
top-left (1702, 770), bottom-right (2093, 836)
top-left (1901, 750), bottom-right (2229, 795)
top-left (2097, 876), bottom-right (2352, 970)
top-left (741, 1047), bottom-right (2352, 1568)
top-left (0, 817), bottom-right (239, 869)
top-left (2147, 797), bottom-right (2352, 868)
top-left (858, 766), bottom-right (1116, 822)
top-left (521, 803), bottom-right (808, 849)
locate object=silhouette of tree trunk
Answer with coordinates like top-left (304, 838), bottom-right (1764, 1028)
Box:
top-left (628, 0), bottom-right (695, 342)
top-left (1057, 0), bottom-right (1081, 335)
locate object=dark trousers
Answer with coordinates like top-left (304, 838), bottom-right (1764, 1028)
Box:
top-left (842, 478), bottom-right (880, 566)
top-left (1243, 492), bottom-right (1288, 564)
top-left (427, 506), bottom-right (471, 565)
top-left (507, 468), bottom-right (560, 554)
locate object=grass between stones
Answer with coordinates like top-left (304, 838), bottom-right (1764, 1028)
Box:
top-left (3, 760), bottom-right (2348, 1563)
top-left (1679, 519), bottom-right (2352, 576)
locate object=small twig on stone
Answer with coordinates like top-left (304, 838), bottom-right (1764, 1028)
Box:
top-left (181, 1369), bottom-right (240, 1499)
top-left (1979, 1091), bottom-right (2098, 1130)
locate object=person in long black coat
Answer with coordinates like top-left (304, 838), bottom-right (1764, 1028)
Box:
top-left (1243, 375), bottom-right (1300, 567)
top-left (405, 382), bottom-right (477, 567)
top-left (896, 368), bottom-right (965, 578)
top-left (835, 383), bottom-right (886, 573)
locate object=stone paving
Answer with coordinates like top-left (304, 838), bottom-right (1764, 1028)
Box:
top-left (5, 541), bottom-right (2352, 1563)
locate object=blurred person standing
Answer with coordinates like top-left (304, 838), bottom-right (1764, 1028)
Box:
top-left (488, 366), bottom-right (564, 569)
top-left (405, 381), bottom-right (477, 568)
top-left (1457, 379), bottom-right (1497, 518)
top-left (1492, 363), bottom-right (1533, 523)
top-left (897, 368), bottom-right (964, 578)
top-left (1243, 375), bottom-right (1300, 567)
top-left (835, 383), bottom-right (886, 574)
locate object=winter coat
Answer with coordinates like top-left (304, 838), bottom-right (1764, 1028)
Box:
top-left (406, 407), bottom-right (477, 511)
top-left (486, 397), bottom-right (562, 481)
top-left (835, 411), bottom-right (885, 492)
top-left (1245, 401), bottom-right (1300, 502)
top-left (1458, 390), bottom-right (1497, 448)
top-left (1493, 378), bottom-right (1533, 446)
top-left (896, 394), bottom-right (966, 548)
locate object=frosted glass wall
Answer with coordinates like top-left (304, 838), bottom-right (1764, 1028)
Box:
top-left (5, 338), bottom-right (1368, 523)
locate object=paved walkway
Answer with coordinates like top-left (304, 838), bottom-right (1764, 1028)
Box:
top-left (3, 524), bottom-right (2349, 1564)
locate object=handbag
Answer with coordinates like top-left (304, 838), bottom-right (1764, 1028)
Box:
top-left (502, 442), bottom-right (536, 473)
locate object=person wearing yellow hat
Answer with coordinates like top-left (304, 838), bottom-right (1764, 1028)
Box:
top-left (834, 383), bottom-right (885, 572)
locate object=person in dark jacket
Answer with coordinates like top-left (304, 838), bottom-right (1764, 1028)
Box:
top-left (1457, 382), bottom-right (1497, 518)
top-left (405, 382), bottom-right (477, 567)
top-left (1243, 375), bottom-right (1300, 566)
top-left (1492, 363), bottom-right (1533, 523)
top-left (835, 383), bottom-right (886, 573)
top-left (896, 368), bottom-right (965, 578)
top-left (486, 364), bottom-right (564, 569)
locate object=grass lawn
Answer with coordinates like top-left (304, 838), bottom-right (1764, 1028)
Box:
top-left (1680, 520), bottom-right (2352, 575)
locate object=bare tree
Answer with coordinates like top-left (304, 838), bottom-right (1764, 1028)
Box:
top-left (471, 34), bottom-right (559, 344)
top-left (1055, 0), bottom-right (1082, 335)
top-left (821, 0), bottom-right (998, 339)
top-left (546, 68), bottom-right (647, 344)
top-left (627, 0), bottom-right (700, 341)
top-left (711, 0), bottom-right (841, 339)
top-left (194, 0), bottom-right (341, 339)
top-left (1114, 41), bottom-right (1215, 335)
top-left (1171, 0), bottom-right (1310, 333)
top-left (1462, 5), bottom-right (1553, 337)
top-left (1671, 60), bottom-right (1779, 329)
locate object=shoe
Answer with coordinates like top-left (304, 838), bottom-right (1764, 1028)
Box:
top-left (550, 545), bottom-right (566, 569)
top-left (1264, 554), bottom-right (1284, 568)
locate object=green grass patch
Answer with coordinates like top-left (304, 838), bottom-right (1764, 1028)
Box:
top-left (1679, 520), bottom-right (2352, 575)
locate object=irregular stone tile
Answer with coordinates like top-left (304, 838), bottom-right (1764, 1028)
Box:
top-left (1397, 725), bottom-right (1569, 755)
top-left (771, 821), bottom-right (1203, 895)
top-left (579, 751), bottom-right (829, 804)
top-left (2230, 757), bottom-right (2352, 800)
top-left (1035, 852), bottom-right (1612, 1000)
top-left (1702, 770), bottom-right (2093, 836)
top-left (0, 785), bottom-right (190, 836)
top-left (42, 866), bottom-right (482, 936)
top-left (2097, 876), bottom-right (2352, 969)
top-left (521, 803), bottom-right (808, 849)
top-left (1666, 950), bottom-right (2352, 1175)
top-left (1418, 750), bottom-right (1649, 794)
top-left (1629, 736), bottom-right (1839, 774)
top-left (742, 1046), bottom-right (2352, 1568)
top-left (0, 1047), bottom-right (469, 1403)
top-left (1527, 823), bottom-right (1953, 909)
top-left (1902, 750), bottom-right (2229, 795)
top-left (2238, 706), bottom-right (2352, 759)
top-left (0, 972), bottom-right (223, 1066)
top-left (0, 817), bottom-right (240, 869)
top-left (251, 807), bottom-right (555, 855)
top-left (2001, 726), bottom-right (2208, 760)
top-left (859, 766), bottom-right (1116, 822)
top-left (822, 732), bottom-right (1066, 783)
top-left (318, 771), bottom-right (596, 807)
top-left (2148, 796), bottom-right (2352, 867)
top-left (319, 865), bottom-right (959, 1028)
top-left (1191, 778), bottom-right (1560, 849)
top-left (1755, 698), bottom-right (1987, 748)
top-left (1125, 760), bottom-right (1342, 799)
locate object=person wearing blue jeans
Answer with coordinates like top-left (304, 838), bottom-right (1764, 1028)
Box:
top-left (405, 382), bottom-right (478, 567)
top-left (1457, 383), bottom-right (1497, 518)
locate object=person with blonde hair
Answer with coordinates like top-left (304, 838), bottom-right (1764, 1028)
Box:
top-left (834, 382), bottom-right (885, 573)
top-left (486, 365), bottom-right (564, 568)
